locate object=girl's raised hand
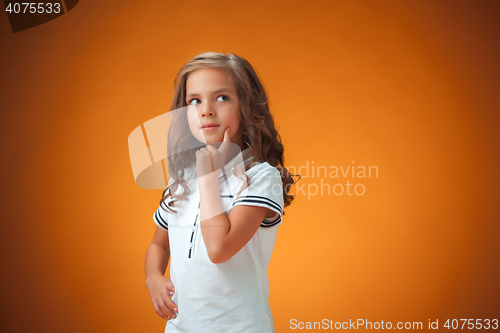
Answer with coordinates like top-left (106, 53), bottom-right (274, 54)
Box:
top-left (146, 275), bottom-right (178, 321)
top-left (195, 127), bottom-right (231, 178)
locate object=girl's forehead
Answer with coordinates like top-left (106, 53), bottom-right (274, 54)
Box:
top-left (186, 68), bottom-right (235, 91)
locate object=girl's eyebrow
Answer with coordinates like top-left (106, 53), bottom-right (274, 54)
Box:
top-left (186, 88), bottom-right (233, 100)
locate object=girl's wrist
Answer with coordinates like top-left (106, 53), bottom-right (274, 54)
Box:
top-left (198, 168), bottom-right (222, 186)
top-left (145, 273), bottom-right (163, 287)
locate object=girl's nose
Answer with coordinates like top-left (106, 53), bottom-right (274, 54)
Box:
top-left (200, 102), bottom-right (215, 117)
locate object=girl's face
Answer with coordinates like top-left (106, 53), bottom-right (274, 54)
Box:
top-left (186, 67), bottom-right (243, 149)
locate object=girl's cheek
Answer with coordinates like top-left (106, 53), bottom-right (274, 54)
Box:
top-left (187, 122), bottom-right (195, 135)
top-left (187, 116), bottom-right (201, 136)
top-left (186, 106), bottom-right (200, 127)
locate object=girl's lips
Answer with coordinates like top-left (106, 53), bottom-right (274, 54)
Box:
top-left (202, 125), bottom-right (220, 131)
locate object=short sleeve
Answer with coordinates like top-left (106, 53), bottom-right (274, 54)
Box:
top-left (153, 204), bottom-right (169, 231)
top-left (152, 179), bottom-right (175, 231)
top-left (231, 163), bottom-right (284, 227)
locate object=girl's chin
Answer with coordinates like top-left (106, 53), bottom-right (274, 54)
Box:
top-left (200, 134), bottom-right (224, 143)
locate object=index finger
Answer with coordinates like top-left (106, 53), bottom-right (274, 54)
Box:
top-left (218, 127), bottom-right (231, 155)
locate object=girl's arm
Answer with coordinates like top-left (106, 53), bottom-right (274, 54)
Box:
top-left (198, 171), bottom-right (275, 264)
top-left (145, 227), bottom-right (178, 320)
top-left (145, 227), bottom-right (170, 282)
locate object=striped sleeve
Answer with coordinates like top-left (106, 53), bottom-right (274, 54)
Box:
top-left (153, 183), bottom-right (174, 231)
top-left (153, 203), bottom-right (170, 231)
top-left (231, 164), bottom-right (284, 228)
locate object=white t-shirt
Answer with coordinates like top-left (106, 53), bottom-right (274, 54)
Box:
top-left (153, 149), bottom-right (284, 333)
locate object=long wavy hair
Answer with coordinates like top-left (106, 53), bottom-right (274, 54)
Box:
top-left (160, 52), bottom-right (299, 215)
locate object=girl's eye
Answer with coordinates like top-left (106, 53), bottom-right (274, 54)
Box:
top-left (217, 95), bottom-right (229, 102)
top-left (187, 95), bottom-right (228, 105)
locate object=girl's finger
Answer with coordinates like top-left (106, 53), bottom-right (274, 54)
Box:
top-left (218, 127), bottom-right (230, 156)
top-left (165, 281), bottom-right (175, 293)
top-left (154, 301), bottom-right (170, 320)
top-left (207, 146), bottom-right (215, 172)
top-left (163, 295), bottom-right (179, 314)
top-left (223, 127), bottom-right (230, 143)
top-left (159, 300), bottom-right (177, 319)
top-left (207, 144), bottom-right (219, 156)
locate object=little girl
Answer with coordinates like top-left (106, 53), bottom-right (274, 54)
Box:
top-left (144, 52), bottom-right (297, 333)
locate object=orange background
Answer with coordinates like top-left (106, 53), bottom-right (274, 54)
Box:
top-left (1, 0), bottom-right (499, 332)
